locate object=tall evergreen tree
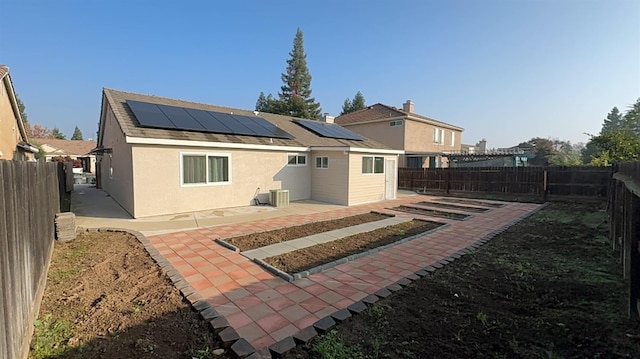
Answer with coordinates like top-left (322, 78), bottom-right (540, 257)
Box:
top-left (340, 91), bottom-right (366, 115)
top-left (600, 107), bottom-right (624, 134)
top-left (71, 126), bottom-right (83, 140)
top-left (51, 127), bottom-right (66, 140)
top-left (351, 91), bottom-right (366, 111)
top-left (16, 94), bottom-right (32, 137)
top-left (278, 28), bottom-right (322, 119)
top-left (341, 98), bottom-right (352, 115)
top-left (255, 28), bottom-right (322, 119)
top-left (623, 97), bottom-right (640, 135)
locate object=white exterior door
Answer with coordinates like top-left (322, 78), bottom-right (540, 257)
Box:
top-left (385, 159), bottom-right (396, 200)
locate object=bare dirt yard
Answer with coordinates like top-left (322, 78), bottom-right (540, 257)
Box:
top-left (284, 201), bottom-right (640, 358)
top-left (29, 231), bottom-right (230, 359)
top-left (227, 212), bottom-right (389, 251)
top-left (264, 219), bottom-right (444, 274)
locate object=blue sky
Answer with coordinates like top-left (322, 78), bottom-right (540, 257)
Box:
top-left (2, 0), bottom-right (638, 148)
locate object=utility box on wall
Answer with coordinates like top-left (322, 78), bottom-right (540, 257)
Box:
top-left (269, 189), bottom-right (290, 207)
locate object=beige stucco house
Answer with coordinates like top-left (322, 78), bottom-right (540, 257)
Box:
top-left (0, 65), bottom-right (38, 160)
top-left (32, 138), bottom-right (97, 173)
top-left (335, 101), bottom-right (463, 168)
top-left (96, 88), bottom-right (403, 218)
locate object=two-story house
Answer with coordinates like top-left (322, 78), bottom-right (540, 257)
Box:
top-left (0, 65), bottom-right (38, 160)
top-left (335, 101), bottom-right (463, 168)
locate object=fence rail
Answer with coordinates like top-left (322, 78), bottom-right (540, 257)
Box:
top-left (399, 166), bottom-right (611, 200)
top-left (608, 161), bottom-right (640, 319)
top-left (1, 160), bottom-right (64, 359)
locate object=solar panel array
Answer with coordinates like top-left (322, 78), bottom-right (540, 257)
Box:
top-left (294, 119), bottom-right (364, 141)
top-left (126, 100), bottom-right (294, 139)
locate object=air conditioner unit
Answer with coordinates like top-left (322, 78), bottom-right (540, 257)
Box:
top-left (269, 189), bottom-right (290, 207)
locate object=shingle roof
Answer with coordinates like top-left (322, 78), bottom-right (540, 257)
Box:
top-left (335, 103), bottom-right (463, 131)
top-left (103, 88), bottom-right (391, 150)
top-left (0, 65), bottom-right (8, 81)
top-left (32, 138), bottom-right (97, 156)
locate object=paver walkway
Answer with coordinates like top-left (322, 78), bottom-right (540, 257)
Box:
top-left (242, 215), bottom-right (411, 260)
top-left (147, 195), bottom-right (542, 355)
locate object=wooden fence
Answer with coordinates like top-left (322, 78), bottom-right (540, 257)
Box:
top-left (398, 166), bottom-right (611, 200)
top-left (0, 160), bottom-right (68, 359)
top-left (608, 161), bottom-right (640, 319)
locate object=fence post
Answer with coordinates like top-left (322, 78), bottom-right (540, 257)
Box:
top-left (630, 193), bottom-right (640, 319)
top-left (542, 167), bottom-right (548, 201)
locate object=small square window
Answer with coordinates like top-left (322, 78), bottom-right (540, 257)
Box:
top-left (315, 156), bottom-right (329, 169)
top-left (362, 156), bottom-right (384, 174)
top-left (287, 154), bottom-right (307, 166)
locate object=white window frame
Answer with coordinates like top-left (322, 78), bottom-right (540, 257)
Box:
top-left (287, 153), bottom-right (307, 167)
top-left (362, 156), bottom-right (384, 174)
top-left (315, 156), bottom-right (329, 169)
top-left (450, 132), bottom-right (455, 147)
top-left (433, 128), bottom-right (445, 144)
top-left (180, 152), bottom-right (232, 187)
top-left (389, 120), bottom-right (403, 127)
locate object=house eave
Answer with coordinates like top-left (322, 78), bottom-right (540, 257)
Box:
top-left (310, 146), bottom-right (404, 155)
top-left (125, 136), bottom-right (309, 152)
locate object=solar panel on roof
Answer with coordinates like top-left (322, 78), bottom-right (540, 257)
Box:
top-left (126, 100), bottom-right (176, 129)
top-left (294, 119), bottom-right (364, 141)
top-left (157, 104), bottom-right (206, 132)
top-left (125, 99), bottom-right (294, 139)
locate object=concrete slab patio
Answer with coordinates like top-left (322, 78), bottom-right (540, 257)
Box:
top-left (71, 186), bottom-right (543, 357)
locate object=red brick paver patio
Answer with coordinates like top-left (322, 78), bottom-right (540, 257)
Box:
top-left (147, 195), bottom-right (542, 353)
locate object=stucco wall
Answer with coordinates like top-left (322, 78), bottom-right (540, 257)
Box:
top-left (130, 147), bottom-right (311, 218)
top-left (404, 120), bottom-right (462, 153)
top-left (310, 150), bottom-right (349, 205)
top-left (341, 121), bottom-right (405, 150)
top-left (0, 84), bottom-right (23, 160)
top-left (347, 153), bottom-right (398, 205)
top-left (100, 105), bottom-right (135, 216)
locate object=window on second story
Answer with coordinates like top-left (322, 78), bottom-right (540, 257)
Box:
top-left (450, 132), bottom-right (456, 147)
top-left (390, 120), bottom-right (403, 127)
top-left (434, 128), bottom-right (445, 144)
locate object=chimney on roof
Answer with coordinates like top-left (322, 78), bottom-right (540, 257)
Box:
top-left (403, 100), bottom-right (414, 113)
top-left (322, 113), bottom-right (335, 123)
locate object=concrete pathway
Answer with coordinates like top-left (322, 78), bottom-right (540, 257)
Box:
top-left (144, 195), bottom-right (542, 355)
top-left (242, 216), bottom-right (411, 260)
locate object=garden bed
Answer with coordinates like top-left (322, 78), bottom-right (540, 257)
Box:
top-left (29, 232), bottom-right (229, 359)
top-left (390, 205), bottom-right (471, 220)
top-left (225, 212), bottom-right (390, 251)
top-left (263, 219), bottom-right (443, 274)
top-left (436, 197), bottom-right (506, 207)
top-left (414, 201), bottom-right (490, 213)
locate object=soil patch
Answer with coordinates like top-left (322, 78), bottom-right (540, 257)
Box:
top-left (264, 220), bottom-right (443, 274)
top-left (390, 205), bottom-right (470, 220)
top-left (226, 212), bottom-right (389, 251)
top-left (284, 202), bottom-right (640, 358)
top-left (414, 201), bottom-right (489, 213)
top-left (29, 231), bottom-right (229, 359)
top-left (436, 197), bottom-right (505, 207)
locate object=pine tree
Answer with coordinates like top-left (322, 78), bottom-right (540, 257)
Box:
top-left (71, 126), bottom-right (83, 140)
top-left (341, 98), bottom-right (352, 115)
top-left (351, 91), bottom-right (366, 112)
top-left (601, 107), bottom-right (624, 134)
top-left (51, 127), bottom-right (66, 140)
top-left (623, 98), bottom-right (640, 135)
top-left (340, 91), bottom-right (366, 115)
top-left (16, 94), bottom-right (32, 137)
top-left (278, 28), bottom-right (322, 119)
top-left (255, 28), bottom-right (322, 119)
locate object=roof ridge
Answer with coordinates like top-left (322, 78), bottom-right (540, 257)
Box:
top-left (104, 88), bottom-right (260, 119)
